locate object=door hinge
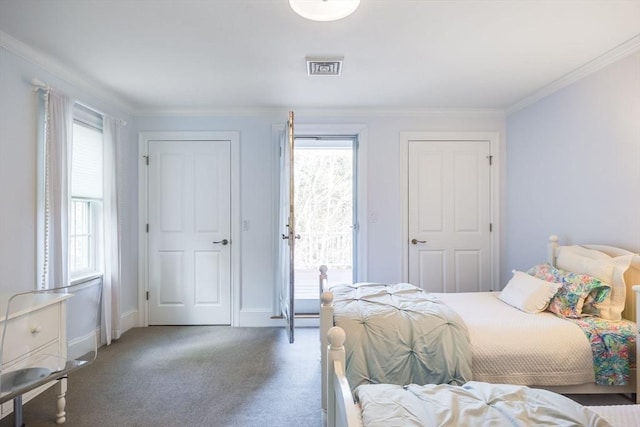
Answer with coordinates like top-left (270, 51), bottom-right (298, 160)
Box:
top-left (146, 223), bottom-right (149, 233)
top-left (489, 223), bottom-right (493, 232)
top-left (146, 291), bottom-right (149, 300)
top-left (487, 155), bottom-right (493, 166)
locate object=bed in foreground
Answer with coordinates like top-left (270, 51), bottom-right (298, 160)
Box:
top-left (326, 326), bottom-right (640, 427)
top-left (319, 237), bottom-right (640, 411)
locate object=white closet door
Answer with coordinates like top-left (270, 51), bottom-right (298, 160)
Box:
top-left (147, 139), bottom-right (231, 325)
top-left (408, 140), bottom-right (492, 293)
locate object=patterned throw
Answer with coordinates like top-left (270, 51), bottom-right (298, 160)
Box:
top-left (568, 317), bottom-right (636, 386)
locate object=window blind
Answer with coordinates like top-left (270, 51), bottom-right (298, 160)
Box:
top-left (72, 120), bottom-right (103, 200)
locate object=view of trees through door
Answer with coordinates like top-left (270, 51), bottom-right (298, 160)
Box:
top-left (294, 138), bottom-right (355, 314)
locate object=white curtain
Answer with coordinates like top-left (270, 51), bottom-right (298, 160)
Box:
top-left (102, 116), bottom-right (123, 344)
top-left (42, 89), bottom-right (73, 289)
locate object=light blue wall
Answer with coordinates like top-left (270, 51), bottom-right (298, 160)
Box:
top-left (505, 51), bottom-right (640, 281)
top-left (1, 44), bottom-right (507, 329)
top-left (0, 47), bottom-right (138, 319)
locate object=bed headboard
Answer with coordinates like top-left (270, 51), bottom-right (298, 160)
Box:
top-left (547, 235), bottom-right (640, 322)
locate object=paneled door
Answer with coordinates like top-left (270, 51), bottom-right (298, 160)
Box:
top-left (147, 139), bottom-right (231, 325)
top-left (408, 140), bottom-right (492, 292)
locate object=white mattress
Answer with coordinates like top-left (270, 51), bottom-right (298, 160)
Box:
top-left (436, 292), bottom-right (595, 386)
top-left (588, 405), bottom-right (640, 427)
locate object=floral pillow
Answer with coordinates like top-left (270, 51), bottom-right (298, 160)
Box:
top-left (581, 287), bottom-right (613, 317)
top-left (526, 264), bottom-right (611, 318)
top-left (526, 264), bottom-right (564, 283)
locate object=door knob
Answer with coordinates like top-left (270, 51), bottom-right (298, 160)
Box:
top-left (411, 238), bottom-right (427, 245)
top-left (213, 239), bottom-right (229, 245)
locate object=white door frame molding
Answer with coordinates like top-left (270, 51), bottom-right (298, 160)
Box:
top-left (138, 131), bottom-right (241, 327)
top-left (400, 131), bottom-right (501, 287)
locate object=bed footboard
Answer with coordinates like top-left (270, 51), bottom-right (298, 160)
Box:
top-left (319, 265), bottom-right (328, 294)
top-left (327, 326), bottom-right (361, 427)
top-left (321, 289), bottom-right (334, 412)
top-left (320, 264), bottom-right (335, 412)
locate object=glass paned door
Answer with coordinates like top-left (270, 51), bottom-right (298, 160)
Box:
top-left (279, 111), bottom-right (296, 343)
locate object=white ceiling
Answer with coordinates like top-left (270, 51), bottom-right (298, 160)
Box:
top-left (1, 0), bottom-right (639, 115)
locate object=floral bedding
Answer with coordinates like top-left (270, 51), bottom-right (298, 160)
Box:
top-left (527, 263), bottom-right (611, 318)
top-left (526, 263), bottom-right (636, 385)
top-left (568, 316), bottom-right (636, 386)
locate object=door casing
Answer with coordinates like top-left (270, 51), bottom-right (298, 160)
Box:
top-left (138, 131), bottom-right (240, 327)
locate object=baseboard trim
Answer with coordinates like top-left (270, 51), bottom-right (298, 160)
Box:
top-left (240, 310), bottom-right (286, 327)
top-left (119, 309), bottom-right (139, 335)
top-left (116, 309), bottom-right (317, 329)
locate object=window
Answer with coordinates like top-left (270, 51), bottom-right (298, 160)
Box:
top-left (70, 105), bottom-right (103, 278)
top-left (37, 91), bottom-right (112, 290)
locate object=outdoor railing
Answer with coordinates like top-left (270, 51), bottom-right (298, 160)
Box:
top-left (295, 232), bottom-right (351, 270)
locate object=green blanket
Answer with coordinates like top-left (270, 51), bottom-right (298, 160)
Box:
top-left (331, 282), bottom-right (472, 390)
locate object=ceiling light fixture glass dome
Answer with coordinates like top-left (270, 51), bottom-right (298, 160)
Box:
top-left (289, 0), bottom-right (361, 22)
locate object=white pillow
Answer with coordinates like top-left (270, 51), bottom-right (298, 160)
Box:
top-left (499, 271), bottom-right (562, 314)
top-left (556, 245), bottom-right (633, 320)
top-left (556, 245), bottom-right (615, 282)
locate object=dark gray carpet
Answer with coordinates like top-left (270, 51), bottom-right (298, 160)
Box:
top-left (1, 326), bottom-right (322, 427)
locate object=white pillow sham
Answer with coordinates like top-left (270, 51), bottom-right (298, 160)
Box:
top-left (556, 245), bottom-right (633, 320)
top-left (499, 271), bottom-right (562, 314)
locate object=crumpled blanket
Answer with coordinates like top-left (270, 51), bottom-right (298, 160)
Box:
top-left (331, 282), bottom-right (472, 390)
top-left (355, 381), bottom-right (611, 427)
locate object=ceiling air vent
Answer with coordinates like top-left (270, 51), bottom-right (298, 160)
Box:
top-left (306, 57), bottom-right (343, 76)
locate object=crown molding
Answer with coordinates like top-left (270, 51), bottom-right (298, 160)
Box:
top-left (507, 34), bottom-right (640, 115)
top-left (1, 30), bottom-right (134, 115)
top-left (131, 106), bottom-right (506, 119)
top-left (4, 27), bottom-right (637, 120)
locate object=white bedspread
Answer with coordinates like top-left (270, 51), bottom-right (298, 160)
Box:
top-left (436, 292), bottom-right (595, 386)
top-left (356, 381), bottom-right (610, 427)
top-left (588, 405), bottom-right (640, 427)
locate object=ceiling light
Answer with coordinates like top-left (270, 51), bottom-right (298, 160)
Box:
top-left (289, 0), bottom-right (360, 22)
